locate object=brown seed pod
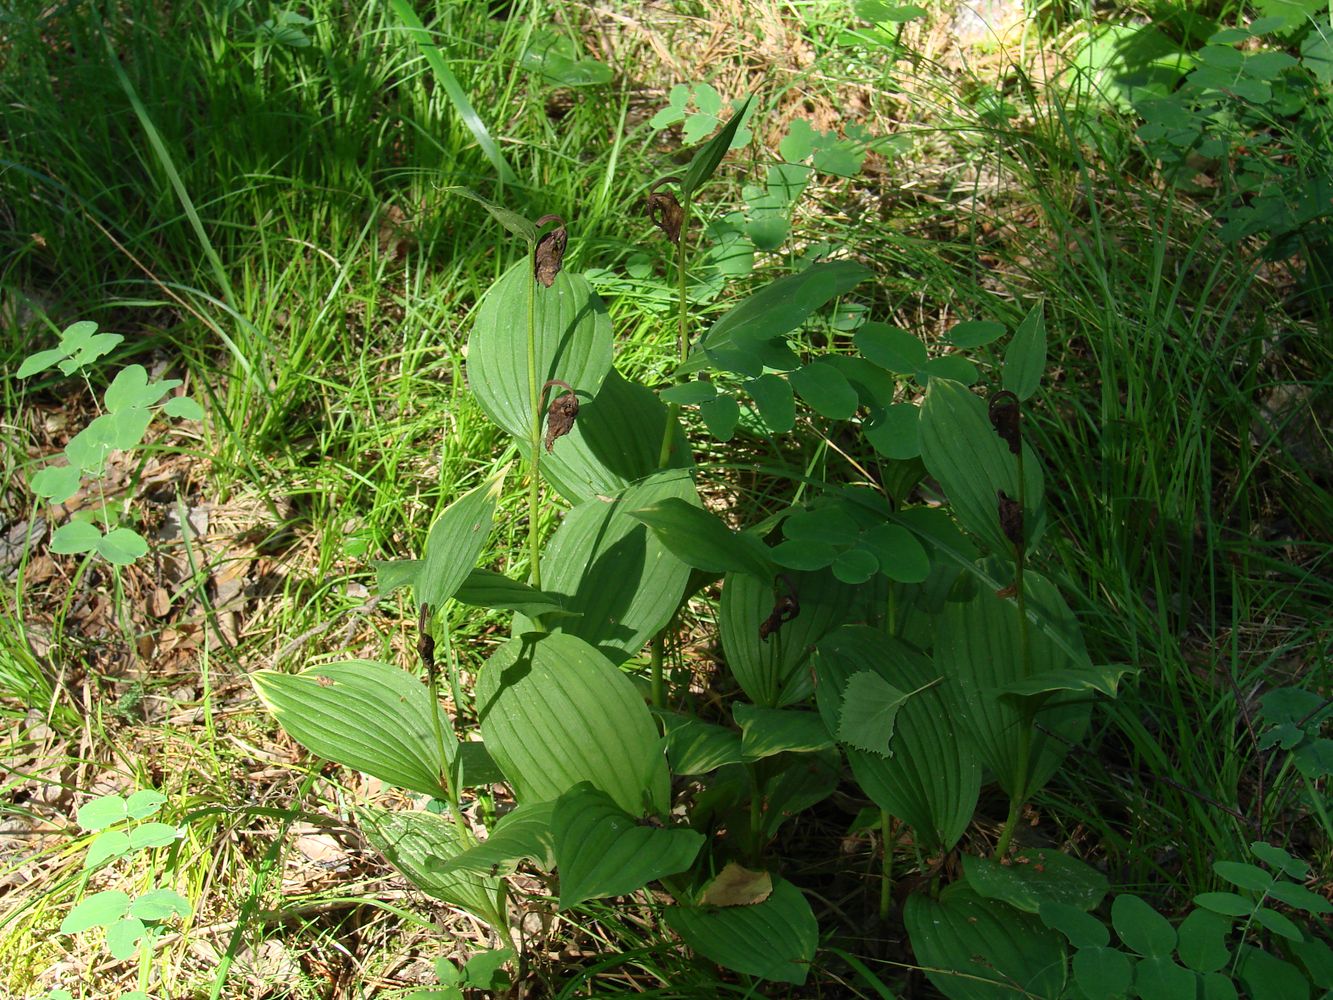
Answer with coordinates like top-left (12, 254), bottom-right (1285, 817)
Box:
top-left (997, 490), bottom-right (1024, 549)
top-left (542, 379), bottom-right (578, 451)
top-left (646, 179), bottom-right (684, 244)
top-left (759, 579), bottom-right (800, 642)
top-left (533, 214), bottom-right (567, 288)
top-left (417, 603), bottom-right (436, 678)
top-left (989, 390), bottom-right (1022, 455)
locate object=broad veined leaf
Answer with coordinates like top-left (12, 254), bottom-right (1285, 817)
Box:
top-left (963, 850), bottom-right (1109, 913)
top-left (467, 261), bottom-right (613, 446)
top-left (995, 663), bottom-right (1134, 700)
top-left (253, 660), bottom-right (451, 799)
top-left (537, 368), bottom-right (691, 503)
top-left (1002, 302), bottom-right (1046, 401)
top-left (359, 807), bottom-right (503, 924)
top-left (813, 626), bottom-right (979, 853)
top-left (935, 570), bottom-right (1092, 800)
top-left (680, 261), bottom-right (872, 376)
top-left (756, 747), bottom-right (840, 840)
top-left (665, 878), bottom-right (818, 985)
top-left (552, 783), bottom-right (703, 908)
top-left (918, 378), bottom-right (1046, 555)
top-left (733, 703), bottom-right (834, 760)
top-left (515, 470), bottom-right (694, 663)
top-left (457, 740), bottom-right (506, 787)
top-left (375, 562), bottom-right (569, 619)
top-left (443, 187), bottom-right (537, 243)
top-left (720, 567), bottom-right (860, 707)
top-left (418, 466), bottom-right (507, 609)
top-left (658, 712), bottom-right (744, 774)
top-left (427, 800), bottom-right (557, 876)
top-left (630, 497), bottom-right (774, 579)
top-left (903, 887), bottom-right (1066, 1000)
top-left (475, 631), bottom-right (669, 815)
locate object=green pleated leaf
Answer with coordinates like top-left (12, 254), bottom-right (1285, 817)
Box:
top-left (475, 632), bottom-right (669, 815)
top-left (995, 663), bottom-right (1135, 700)
top-left (1236, 946), bottom-right (1311, 1000)
top-left (790, 360), bottom-right (859, 419)
top-left (455, 569), bottom-right (571, 618)
top-left (918, 378), bottom-right (1045, 555)
top-left (1002, 303), bottom-right (1046, 401)
top-left (757, 748), bottom-right (840, 840)
top-left (253, 660), bottom-right (450, 799)
top-left (665, 878), bottom-right (817, 985)
top-left (733, 703), bottom-right (833, 760)
top-left (427, 800), bottom-right (556, 876)
top-left (630, 497), bottom-right (774, 579)
top-left (516, 470), bottom-right (694, 664)
top-left (467, 261), bottom-right (613, 447)
top-left (935, 570), bottom-right (1092, 800)
top-left (359, 807), bottom-right (502, 925)
top-left (537, 368), bottom-right (691, 503)
top-left (963, 850), bottom-right (1109, 913)
top-left (720, 567), bottom-right (859, 707)
top-left (903, 888), bottom-right (1066, 1000)
top-left (552, 783), bottom-right (703, 908)
top-left (681, 261), bottom-right (872, 376)
top-left (418, 467), bottom-right (507, 609)
top-left (658, 713), bottom-right (744, 775)
top-left (813, 626), bottom-right (979, 853)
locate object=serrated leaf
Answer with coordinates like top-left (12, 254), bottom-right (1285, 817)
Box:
top-left (84, 831), bottom-right (132, 869)
top-left (516, 470), bottom-right (694, 663)
top-left (836, 671), bottom-right (909, 756)
top-left (359, 807), bottom-right (502, 924)
top-left (665, 878), bottom-right (817, 985)
top-left (963, 851), bottom-right (1109, 913)
top-left (813, 627), bottom-right (979, 853)
top-left (1003, 302), bottom-right (1046, 400)
top-left (476, 631), bottom-right (669, 815)
top-left (253, 660), bottom-right (451, 798)
top-left (50, 521), bottom-right (102, 555)
top-left (419, 468), bottom-right (506, 609)
top-left (60, 890), bottom-right (131, 933)
top-left (1112, 893), bottom-right (1175, 957)
top-left (630, 496), bottom-right (774, 579)
top-left (733, 703), bottom-right (833, 760)
top-left (97, 527), bottom-right (149, 565)
top-left (552, 783), bottom-right (703, 907)
top-left (904, 888), bottom-right (1067, 1000)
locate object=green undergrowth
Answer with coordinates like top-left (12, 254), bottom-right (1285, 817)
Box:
top-left (2, 0), bottom-right (1330, 997)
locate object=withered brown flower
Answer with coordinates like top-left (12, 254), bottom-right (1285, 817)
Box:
top-left (759, 577), bottom-right (800, 642)
top-left (533, 214), bottom-right (567, 288)
top-left (988, 390), bottom-right (1022, 455)
top-left (997, 490), bottom-right (1024, 548)
top-left (646, 180), bottom-right (684, 244)
top-left (542, 379), bottom-right (578, 451)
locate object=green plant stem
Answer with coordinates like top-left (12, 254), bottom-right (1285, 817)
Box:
top-left (879, 809), bottom-right (893, 921)
top-left (649, 631), bottom-right (666, 710)
top-left (526, 261), bottom-right (543, 591)
top-left (996, 444), bottom-right (1032, 859)
top-left (426, 615), bottom-right (472, 846)
top-left (655, 194), bottom-right (693, 469)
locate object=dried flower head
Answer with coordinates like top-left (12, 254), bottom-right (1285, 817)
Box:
top-left (997, 490), bottom-right (1024, 549)
top-left (543, 379), bottom-right (579, 451)
top-left (533, 214), bottom-right (567, 288)
top-left (989, 390), bottom-right (1022, 455)
top-left (646, 180), bottom-right (684, 244)
top-left (759, 578), bottom-right (800, 642)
